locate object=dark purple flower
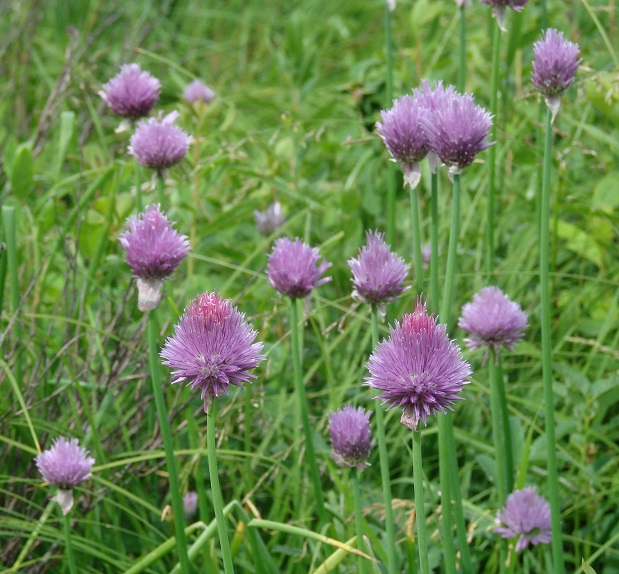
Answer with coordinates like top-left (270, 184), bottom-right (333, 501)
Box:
top-left (183, 80), bottom-right (216, 105)
top-left (183, 491), bottom-right (199, 518)
top-left (422, 92), bottom-right (493, 173)
top-left (348, 230), bottom-right (409, 307)
top-left (161, 292), bottom-right (264, 412)
top-left (254, 202), bottom-right (285, 236)
top-left (495, 487), bottom-right (552, 551)
top-left (128, 111), bottom-right (192, 171)
top-left (531, 29), bottom-right (581, 121)
top-left (365, 300), bottom-right (471, 430)
top-left (99, 64), bottom-right (161, 119)
top-left (459, 286), bottom-right (527, 360)
top-left (266, 238), bottom-right (332, 299)
top-left (119, 204), bottom-right (190, 311)
top-left (376, 95), bottom-right (430, 188)
top-left (480, 0), bottom-right (528, 31)
top-left (328, 406), bottom-right (372, 470)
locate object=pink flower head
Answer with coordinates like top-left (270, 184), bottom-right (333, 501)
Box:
top-left (99, 64), bottom-right (161, 119)
top-left (183, 80), bottom-right (216, 105)
top-left (328, 406), bottom-right (372, 470)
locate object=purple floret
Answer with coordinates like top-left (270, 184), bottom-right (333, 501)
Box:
top-left (266, 237), bottom-right (332, 299)
top-left (183, 80), bottom-right (216, 105)
top-left (36, 438), bottom-right (94, 489)
top-left (495, 487), bottom-right (552, 551)
top-left (480, 0), bottom-right (528, 30)
top-left (366, 300), bottom-right (471, 430)
top-left (328, 406), bottom-right (372, 470)
top-left (161, 292), bottom-right (265, 412)
top-left (99, 64), bottom-right (161, 119)
top-left (532, 29), bottom-right (581, 98)
top-left (254, 202), bottom-right (285, 236)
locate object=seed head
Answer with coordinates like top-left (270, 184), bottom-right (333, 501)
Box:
top-left (329, 406), bottom-right (372, 470)
top-left (99, 64), bottom-right (161, 119)
top-left (183, 80), bottom-right (216, 105)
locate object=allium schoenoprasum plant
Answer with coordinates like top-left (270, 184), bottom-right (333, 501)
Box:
top-left (1, 1), bottom-right (618, 573)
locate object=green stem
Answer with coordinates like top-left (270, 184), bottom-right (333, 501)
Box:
top-left (409, 186), bottom-right (424, 295)
top-left (430, 173), bottom-right (440, 313)
top-left (440, 173), bottom-right (461, 326)
top-left (458, 5), bottom-right (466, 92)
top-left (62, 511), bottom-right (78, 574)
top-left (135, 161), bottom-right (143, 212)
top-left (496, 354), bottom-right (514, 492)
top-left (371, 305), bottom-right (397, 574)
top-left (351, 469), bottom-right (367, 574)
top-left (146, 312), bottom-right (191, 574)
top-left (486, 23), bottom-right (501, 280)
top-left (412, 431), bottom-right (430, 574)
top-left (12, 500), bottom-right (54, 570)
top-left (437, 416), bottom-right (457, 574)
top-left (385, 6), bottom-right (396, 245)
top-left (540, 107), bottom-right (565, 574)
top-left (157, 171), bottom-right (165, 205)
top-left (207, 401), bottom-right (236, 574)
top-left (290, 297), bottom-right (327, 523)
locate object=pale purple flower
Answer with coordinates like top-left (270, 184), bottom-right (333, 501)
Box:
top-left (495, 487), bottom-right (552, 551)
top-left (376, 95), bottom-right (430, 188)
top-left (459, 286), bottom-right (528, 361)
top-left (480, 0), bottom-right (528, 31)
top-left (254, 202), bottom-right (285, 236)
top-left (161, 292), bottom-right (264, 412)
top-left (421, 243), bottom-right (431, 270)
top-left (183, 80), bottom-right (216, 105)
top-left (128, 111), bottom-right (192, 171)
top-left (119, 204), bottom-right (190, 311)
top-left (266, 238), bottom-right (332, 299)
top-left (366, 300), bottom-right (471, 430)
top-left (183, 491), bottom-right (199, 518)
top-left (348, 230), bottom-right (409, 307)
top-left (532, 29), bottom-right (581, 121)
top-left (328, 406), bottom-right (372, 470)
top-left (99, 64), bottom-right (161, 119)
top-left (422, 92), bottom-right (493, 173)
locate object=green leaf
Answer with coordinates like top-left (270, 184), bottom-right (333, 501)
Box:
top-left (9, 142), bottom-right (34, 198)
top-left (581, 557), bottom-right (598, 574)
top-left (555, 220), bottom-right (604, 268)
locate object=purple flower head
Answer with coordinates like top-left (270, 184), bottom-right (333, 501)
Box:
top-left (376, 95), bottom-right (430, 188)
top-left (183, 80), bottom-right (216, 105)
top-left (495, 487), bottom-right (552, 551)
top-left (119, 204), bottom-right (190, 311)
top-left (128, 111), bottom-right (193, 171)
top-left (459, 286), bottom-right (527, 361)
top-left (161, 292), bottom-right (265, 412)
top-left (531, 29), bottom-right (581, 121)
top-left (365, 299), bottom-right (471, 430)
top-left (99, 64), bottom-right (161, 119)
top-left (479, 0), bottom-right (528, 31)
top-left (422, 92), bottom-right (493, 173)
top-left (348, 230), bottom-right (409, 307)
top-left (421, 243), bottom-right (431, 270)
top-left (328, 406), bottom-right (372, 470)
top-left (254, 202), bottom-right (285, 236)
top-left (183, 491), bottom-right (199, 518)
top-left (266, 237), bottom-right (332, 299)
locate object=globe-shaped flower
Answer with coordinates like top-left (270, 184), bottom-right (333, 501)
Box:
top-left (458, 286), bottom-right (527, 361)
top-left (183, 80), bottom-right (215, 105)
top-left (480, 0), bottom-right (528, 31)
top-left (128, 111), bottom-right (193, 171)
top-left (266, 237), bottom-right (332, 299)
top-left (366, 300), bottom-right (471, 430)
top-left (376, 95), bottom-right (430, 188)
top-left (495, 487), bottom-right (552, 551)
top-left (422, 92), bottom-right (493, 174)
top-left (99, 64), bottom-right (161, 119)
top-left (348, 230), bottom-right (409, 307)
top-left (531, 29), bottom-right (581, 121)
top-left (36, 438), bottom-right (95, 514)
top-left (254, 202), bottom-right (285, 236)
top-left (161, 292), bottom-right (264, 412)
top-left (119, 204), bottom-right (190, 311)
top-left (328, 406), bottom-right (372, 470)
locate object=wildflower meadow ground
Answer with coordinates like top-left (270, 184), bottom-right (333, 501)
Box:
top-left (1, 1), bottom-right (618, 573)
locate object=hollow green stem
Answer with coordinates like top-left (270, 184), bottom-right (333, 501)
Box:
top-left (496, 354), bottom-right (514, 492)
top-left (458, 6), bottom-right (466, 92)
top-left (437, 416), bottom-right (457, 574)
top-left (412, 431), bottom-right (430, 574)
top-left (146, 311), bottom-right (191, 574)
top-left (351, 468), bottom-right (367, 574)
top-left (207, 400), bottom-right (235, 574)
top-left (385, 6), bottom-right (396, 245)
top-left (290, 297), bottom-right (327, 523)
top-left (135, 161), bottom-right (143, 212)
top-left (430, 173), bottom-right (440, 313)
top-left (540, 107), bottom-right (565, 574)
top-left (12, 500), bottom-right (54, 570)
top-left (409, 186), bottom-right (424, 295)
top-left (62, 511), bottom-right (78, 574)
top-left (440, 173), bottom-right (461, 325)
top-left (371, 304), bottom-right (397, 574)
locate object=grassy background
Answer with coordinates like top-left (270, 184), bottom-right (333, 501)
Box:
top-left (1, 0), bottom-right (618, 572)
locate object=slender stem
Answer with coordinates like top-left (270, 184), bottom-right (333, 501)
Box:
top-left (496, 354), bottom-right (514, 492)
top-left (146, 312), bottom-right (191, 574)
top-left (351, 469), bottom-right (367, 574)
top-left (62, 511), bottom-right (78, 574)
top-left (385, 6), bottom-right (396, 245)
top-left (440, 173), bottom-right (461, 325)
top-left (371, 304), bottom-right (397, 574)
top-left (135, 161), bottom-right (143, 212)
top-left (540, 107), bottom-right (565, 574)
top-left (290, 297), bottom-right (327, 523)
top-left (207, 401), bottom-right (236, 574)
top-left (0, 237), bottom-right (7, 318)
top-left (157, 171), bottom-right (165, 205)
top-left (412, 431), bottom-right (430, 574)
top-left (13, 500), bottom-right (54, 570)
top-left (458, 5), bottom-right (466, 92)
top-left (437, 416), bottom-right (457, 574)
top-left (486, 23), bottom-right (501, 280)
top-left (409, 186), bottom-right (424, 295)
top-left (430, 173), bottom-right (440, 313)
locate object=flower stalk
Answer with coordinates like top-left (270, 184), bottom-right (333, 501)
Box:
top-left (412, 430), bottom-right (430, 574)
top-left (62, 511), bottom-right (78, 574)
top-left (409, 186), bottom-right (424, 294)
top-left (351, 468), bottom-right (367, 574)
